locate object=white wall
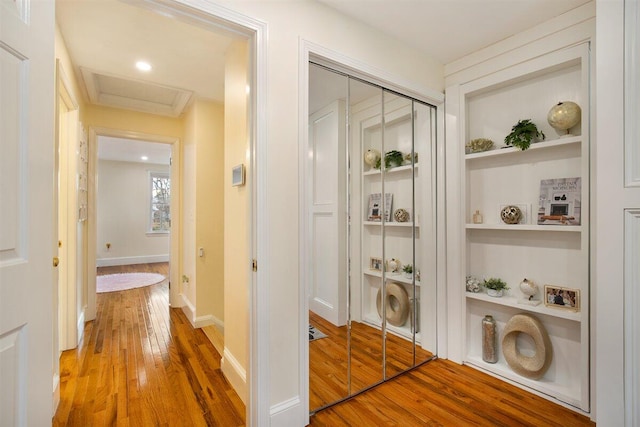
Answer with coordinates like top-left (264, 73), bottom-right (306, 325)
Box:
top-left (205, 0), bottom-right (445, 423)
top-left (96, 159), bottom-right (169, 266)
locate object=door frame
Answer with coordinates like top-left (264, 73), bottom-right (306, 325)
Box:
top-left (85, 0), bottom-right (269, 423)
top-left (86, 127), bottom-right (181, 317)
top-left (299, 39), bottom-right (446, 421)
top-left (55, 59), bottom-right (82, 353)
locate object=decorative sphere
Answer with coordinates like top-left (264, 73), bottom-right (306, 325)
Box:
top-left (547, 101), bottom-right (581, 133)
top-left (501, 205), bottom-right (522, 224)
top-left (394, 208), bottom-right (410, 222)
top-left (388, 258), bottom-right (400, 272)
top-left (519, 278), bottom-right (537, 298)
top-left (364, 149), bottom-right (381, 167)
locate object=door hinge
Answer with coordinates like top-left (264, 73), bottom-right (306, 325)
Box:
top-left (252, 259), bottom-right (258, 272)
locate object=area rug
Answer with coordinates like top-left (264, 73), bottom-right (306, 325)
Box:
top-left (97, 273), bottom-right (165, 293)
top-left (309, 324), bottom-right (328, 342)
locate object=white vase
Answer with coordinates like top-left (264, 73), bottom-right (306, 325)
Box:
top-left (487, 289), bottom-right (503, 297)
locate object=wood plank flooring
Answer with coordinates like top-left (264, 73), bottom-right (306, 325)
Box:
top-left (54, 262), bottom-right (595, 426)
top-left (53, 263), bottom-right (245, 426)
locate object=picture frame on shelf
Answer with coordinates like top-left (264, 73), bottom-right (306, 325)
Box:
top-left (544, 285), bottom-right (580, 311)
top-left (537, 177), bottom-right (581, 225)
top-left (367, 193), bottom-right (393, 222)
top-left (369, 257), bottom-right (383, 272)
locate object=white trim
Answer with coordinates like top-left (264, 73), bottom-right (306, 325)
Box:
top-left (194, 314), bottom-right (223, 329)
top-left (96, 254), bottom-right (169, 267)
top-left (625, 0), bottom-right (640, 187)
top-left (270, 396), bottom-right (303, 426)
top-left (625, 209), bottom-right (640, 426)
top-left (180, 293), bottom-right (196, 324)
top-left (221, 347), bottom-right (247, 404)
top-left (91, 2), bottom-right (268, 423)
top-left (76, 309), bottom-right (85, 346)
top-left (88, 127), bottom-right (180, 319)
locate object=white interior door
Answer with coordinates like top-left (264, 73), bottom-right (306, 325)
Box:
top-left (0, 0), bottom-right (56, 424)
top-left (308, 100), bottom-right (347, 327)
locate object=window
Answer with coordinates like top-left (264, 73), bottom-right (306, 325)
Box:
top-left (150, 172), bottom-right (170, 232)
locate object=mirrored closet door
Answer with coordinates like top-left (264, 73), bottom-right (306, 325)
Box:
top-left (307, 63), bottom-right (438, 413)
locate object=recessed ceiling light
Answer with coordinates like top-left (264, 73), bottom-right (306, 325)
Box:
top-left (141, 156), bottom-right (149, 161)
top-left (136, 61), bottom-right (152, 72)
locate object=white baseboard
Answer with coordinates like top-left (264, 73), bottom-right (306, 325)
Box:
top-left (194, 314), bottom-right (223, 329)
top-left (179, 295), bottom-right (223, 330)
top-left (52, 372), bottom-right (60, 416)
top-left (180, 294), bottom-right (196, 325)
top-left (270, 396), bottom-right (306, 427)
top-left (96, 254), bottom-right (169, 267)
top-left (76, 309), bottom-right (85, 344)
top-left (221, 348), bottom-right (247, 404)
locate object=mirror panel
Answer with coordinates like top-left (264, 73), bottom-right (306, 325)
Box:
top-left (349, 76), bottom-right (385, 395)
top-left (381, 91), bottom-right (416, 378)
top-left (414, 100), bottom-right (438, 363)
top-left (308, 63), bottom-right (439, 414)
top-left (308, 63), bottom-right (350, 410)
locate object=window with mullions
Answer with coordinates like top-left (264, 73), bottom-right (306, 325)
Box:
top-left (150, 172), bottom-right (170, 232)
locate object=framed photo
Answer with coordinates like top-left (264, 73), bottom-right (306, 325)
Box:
top-left (544, 285), bottom-right (580, 311)
top-left (367, 193), bottom-right (393, 222)
top-left (232, 164), bottom-right (245, 186)
top-left (369, 257), bottom-right (383, 271)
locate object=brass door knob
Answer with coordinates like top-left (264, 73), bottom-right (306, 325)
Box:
top-left (53, 257), bottom-right (59, 267)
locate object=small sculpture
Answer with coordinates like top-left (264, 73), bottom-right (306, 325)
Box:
top-left (519, 278), bottom-right (541, 306)
top-left (466, 275), bottom-right (481, 293)
top-left (466, 138), bottom-right (494, 153)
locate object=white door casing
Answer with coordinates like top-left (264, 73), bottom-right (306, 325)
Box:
top-left (308, 100), bottom-right (348, 327)
top-left (0, 0), bottom-right (56, 424)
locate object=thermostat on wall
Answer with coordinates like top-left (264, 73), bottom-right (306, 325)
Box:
top-left (232, 164), bottom-right (245, 186)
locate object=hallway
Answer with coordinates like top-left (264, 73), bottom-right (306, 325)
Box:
top-left (53, 263), bottom-right (245, 426)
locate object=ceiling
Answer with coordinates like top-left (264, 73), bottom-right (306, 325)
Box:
top-left (57, 1), bottom-right (592, 164)
top-left (98, 136), bottom-right (171, 165)
top-left (317, 0), bottom-right (591, 65)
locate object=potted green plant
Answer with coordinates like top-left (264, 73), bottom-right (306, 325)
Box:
top-left (483, 277), bottom-right (509, 297)
top-left (384, 150), bottom-right (404, 169)
top-left (504, 119), bottom-right (545, 150)
top-left (402, 263), bottom-right (413, 279)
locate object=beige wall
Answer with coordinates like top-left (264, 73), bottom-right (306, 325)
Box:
top-left (181, 99), bottom-right (225, 326)
top-left (195, 101), bottom-right (225, 323)
top-left (222, 40), bottom-right (249, 403)
top-left (214, 0), bottom-right (446, 413)
top-left (83, 104), bottom-right (184, 138)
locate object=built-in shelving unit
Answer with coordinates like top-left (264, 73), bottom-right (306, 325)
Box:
top-left (458, 43), bottom-right (590, 412)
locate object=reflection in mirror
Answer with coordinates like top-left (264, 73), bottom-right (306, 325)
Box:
top-left (308, 63), bottom-right (350, 411)
top-left (381, 91), bottom-right (416, 378)
top-left (348, 77), bottom-right (385, 396)
top-left (308, 61), bottom-right (438, 415)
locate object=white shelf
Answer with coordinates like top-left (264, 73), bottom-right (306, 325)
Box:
top-left (364, 270), bottom-right (420, 287)
top-left (466, 291), bottom-right (581, 322)
top-left (464, 355), bottom-right (581, 409)
top-left (363, 163), bottom-right (418, 176)
top-left (465, 223), bottom-right (582, 233)
top-left (363, 221), bottom-right (418, 228)
top-left (465, 136), bottom-right (581, 160)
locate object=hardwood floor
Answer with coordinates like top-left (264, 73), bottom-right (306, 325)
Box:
top-left (53, 263), bottom-right (245, 426)
top-left (310, 310), bottom-right (433, 410)
top-left (54, 263), bottom-right (594, 426)
top-left (310, 311), bottom-right (594, 427)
